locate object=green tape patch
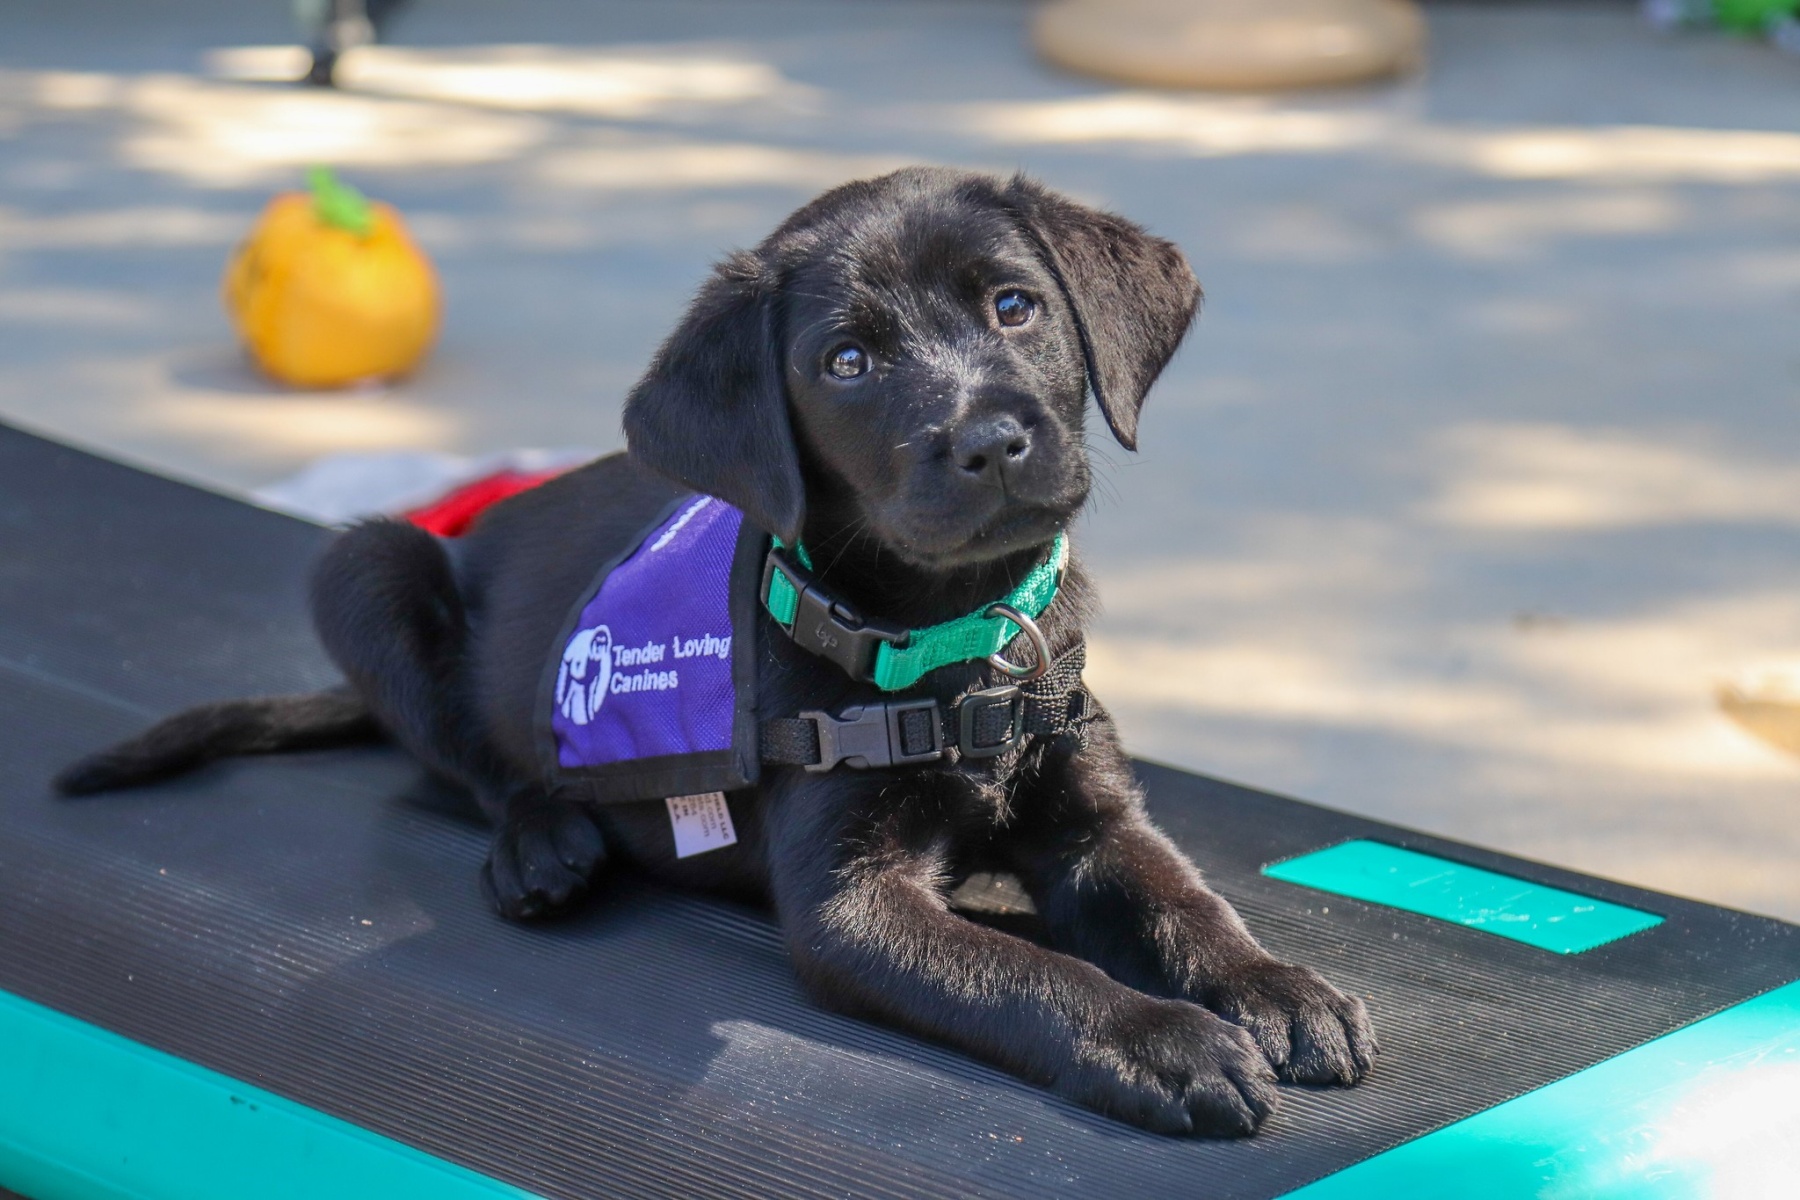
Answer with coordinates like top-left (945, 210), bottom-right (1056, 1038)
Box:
top-left (0, 988), bottom-right (540, 1200)
top-left (1283, 978), bottom-right (1800, 1199)
top-left (1262, 840), bottom-right (1663, 954)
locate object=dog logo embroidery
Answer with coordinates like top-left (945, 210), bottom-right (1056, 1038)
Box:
top-left (557, 624), bottom-right (613, 725)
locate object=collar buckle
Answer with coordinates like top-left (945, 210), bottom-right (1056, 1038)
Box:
top-left (958, 685), bottom-right (1025, 758)
top-left (799, 699), bottom-right (944, 772)
top-left (763, 549), bottom-right (908, 684)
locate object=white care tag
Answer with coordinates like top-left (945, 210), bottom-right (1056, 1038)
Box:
top-left (665, 792), bottom-right (738, 859)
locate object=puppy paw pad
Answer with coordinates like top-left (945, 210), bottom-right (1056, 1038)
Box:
top-left (482, 805), bottom-right (608, 921)
top-left (1206, 961), bottom-right (1376, 1086)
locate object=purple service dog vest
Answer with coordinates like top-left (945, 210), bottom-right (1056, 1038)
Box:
top-left (538, 494), bottom-right (763, 804)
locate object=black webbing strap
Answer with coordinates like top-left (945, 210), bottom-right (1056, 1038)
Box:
top-left (759, 644), bottom-right (1092, 772)
top-left (1017, 640), bottom-right (1088, 738)
top-left (760, 717), bottom-right (826, 766)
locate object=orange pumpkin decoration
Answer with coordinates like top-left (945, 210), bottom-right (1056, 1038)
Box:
top-left (223, 167), bottom-right (440, 388)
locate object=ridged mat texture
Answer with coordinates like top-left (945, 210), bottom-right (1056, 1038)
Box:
top-left (2, 421), bottom-right (1798, 1199)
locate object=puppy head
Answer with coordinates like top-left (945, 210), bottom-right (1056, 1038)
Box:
top-left (624, 168), bottom-right (1200, 569)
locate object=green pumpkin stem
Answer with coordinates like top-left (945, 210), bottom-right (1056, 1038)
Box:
top-left (307, 166), bottom-right (375, 237)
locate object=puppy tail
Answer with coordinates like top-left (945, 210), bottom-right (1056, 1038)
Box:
top-left (53, 685), bottom-right (382, 795)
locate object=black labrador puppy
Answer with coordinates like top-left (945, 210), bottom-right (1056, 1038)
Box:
top-left (59, 167), bottom-right (1373, 1136)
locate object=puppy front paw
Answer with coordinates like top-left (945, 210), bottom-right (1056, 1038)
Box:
top-left (1203, 960), bottom-right (1376, 1086)
top-left (1059, 998), bottom-right (1280, 1137)
top-left (481, 803), bottom-right (607, 920)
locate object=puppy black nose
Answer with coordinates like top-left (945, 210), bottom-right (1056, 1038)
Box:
top-left (953, 416), bottom-right (1032, 482)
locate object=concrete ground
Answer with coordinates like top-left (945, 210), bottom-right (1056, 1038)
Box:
top-left (4, 0), bottom-right (1800, 917)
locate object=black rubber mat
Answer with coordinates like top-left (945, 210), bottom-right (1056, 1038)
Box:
top-left (3, 421), bottom-right (1798, 1199)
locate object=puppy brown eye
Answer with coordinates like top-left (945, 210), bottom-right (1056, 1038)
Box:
top-left (995, 290), bottom-right (1035, 328)
top-left (827, 344), bottom-right (868, 380)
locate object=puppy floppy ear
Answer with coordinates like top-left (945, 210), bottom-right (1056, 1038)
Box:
top-left (623, 251), bottom-right (805, 543)
top-left (1001, 176), bottom-right (1201, 451)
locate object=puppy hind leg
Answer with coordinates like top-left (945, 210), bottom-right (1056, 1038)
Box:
top-left (479, 785), bottom-right (610, 921)
top-left (311, 521), bottom-right (608, 918)
top-left (310, 519), bottom-right (484, 787)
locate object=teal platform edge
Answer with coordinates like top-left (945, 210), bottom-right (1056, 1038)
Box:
top-left (0, 988), bottom-right (542, 1200)
top-left (1283, 978), bottom-right (1800, 1199)
top-left (1263, 840), bottom-right (1664, 954)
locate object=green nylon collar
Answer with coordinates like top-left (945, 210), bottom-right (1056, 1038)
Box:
top-left (763, 532), bottom-right (1068, 692)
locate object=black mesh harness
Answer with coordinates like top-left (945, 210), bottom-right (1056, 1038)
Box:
top-left (758, 639), bottom-right (1094, 772)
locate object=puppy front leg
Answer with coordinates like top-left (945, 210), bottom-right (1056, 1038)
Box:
top-left (1015, 726), bottom-right (1376, 1086)
top-left (767, 784), bottom-right (1278, 1136)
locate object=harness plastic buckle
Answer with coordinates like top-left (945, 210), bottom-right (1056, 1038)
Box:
top-left (798, 699), bottom-right (943, 772)
top-left (958, 685), bottom-right (1025, 759)
top-left (763, 549), bottom-right (909, 683)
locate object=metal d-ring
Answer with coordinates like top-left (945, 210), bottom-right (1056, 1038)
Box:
top-left (984, 602), bottom-right (1051, 682)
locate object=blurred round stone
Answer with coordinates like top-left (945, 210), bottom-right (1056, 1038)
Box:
top-left (1033, 0), bottom-right (1427, 91)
